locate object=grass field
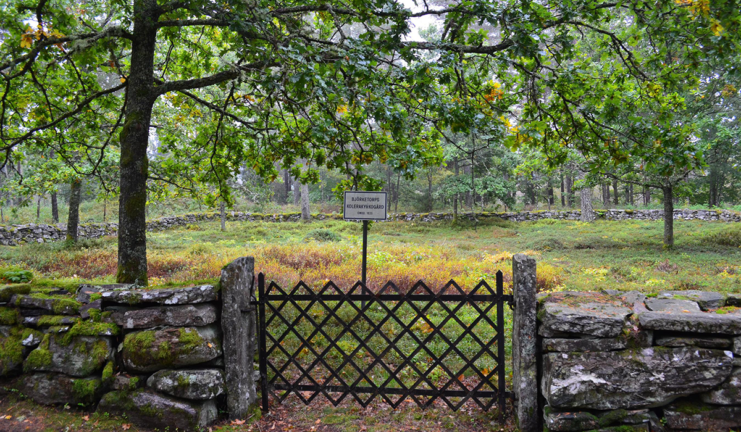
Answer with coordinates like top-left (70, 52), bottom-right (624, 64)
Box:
top-left (1, 217), bottom-right (740, 294)
top-left (1, 217), bottom-right (740, 431)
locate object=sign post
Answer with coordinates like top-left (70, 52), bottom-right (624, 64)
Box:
top-left (343, 191), bottom-right (388, 307)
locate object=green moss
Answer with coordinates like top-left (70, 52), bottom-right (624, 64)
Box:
top-left (122, 330), bottom-right (157, 366)
top-left (102, 360), bottom-right (114, 383)
top-left (72, 378), bottom-right (101, 404)
top-left (23, 334), bottom-right (52, 372)
top-left (0, 327), bottom-right (24, 374)
top-left (89, 293), bottom-right (103, 302)
top-left (87, 308), bottom-right (102, 322)
top-left (0, 285), bottom-right (31, 301)
top-left (20, 328), bottom-right (42, 343)
top-left (128, 377), bottom-right (140, 390)
top-left (13, 293), bottom-right (81, 314)
top-left (36, 315), bottom-right (74, 326)
top-left (672, 399), bottom-right (714, 415)
top-left (0, 307), bottom-right (19, 325)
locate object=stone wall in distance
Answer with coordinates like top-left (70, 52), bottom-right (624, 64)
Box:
top-left (1, 208), bottom-right (739, 246)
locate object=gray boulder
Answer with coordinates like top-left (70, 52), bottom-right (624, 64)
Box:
top-left (664, 401), bottom-right (741, 430)
top-left (9, 294), bottom-right (80, 315)
top-left (121, 325), bottom-right (222, 373)
top-left (100, 285), bottom-right (218, 305)
top-left (539, 292), bottom-right (631, 338)
top-left (655, 336), bottom-right (731, 349)
top-left (24, 334), bottom-right (113, 377)
top-left (77, 284), bottom-right (131, 303)
top-left (112, 374), bottom-right (146, 391)
top-left (112, 304), bottom-right (217, 329)
top-left (645, 298), bottom-right (701, 312)
top-left (700, 368), bottom-right (741, 405)
top-left (638, 311), bottom-right (741, 334)
top-left (657, 290), bottom-right (725, 310)
top-left (543, 347), bottom-right (733, 410)
top-left (21, 373), bottom-right (103, 405)
top-left (147, 368), bottom-right (225, 400)
top-left (97, 389), bottom-right (217, 431)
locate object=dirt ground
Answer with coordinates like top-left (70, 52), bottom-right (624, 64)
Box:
top-left (0, 383), bottom-right (514, 432)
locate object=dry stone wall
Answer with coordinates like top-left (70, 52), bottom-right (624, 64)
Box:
top-left (1, 208), bottom-right (739, 246)
top-left (0, 262), bottom-right (259, 431)
top-left (538, 288), bottom-right (741, 431)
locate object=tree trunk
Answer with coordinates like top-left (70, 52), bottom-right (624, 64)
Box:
top-left (560, 172), bottom-right (565, 207)
top-left (292, 177), bottom-right (301, 206)
top-left (103, 200), bottom-right (107, 223)
top-left (117, 0), bottom-right (159, 284)
top-left (629, 184), bottom-right (634, 205)
top-left (601, 184), bottom-right (609, 207)
top-left (643, 186), bottom-right (651, 205)
top-left (51, 192), bottom-right (59, 223)
top-left (453, 158), bottom-right (459, 220)
top-left (66, 180), bottom-right (82, 242)
top-left (566, 175), bottom-right (574, 207)
top-left (282, 169), bottom-right (291, 205)
top-left (547, 178), bottom-right (554, 207)
top-left (300, 183), bottom-right (310, 221)
top-left (394, 173), bottom-right (400, 213)
top-left (220, 201), bottom-right (226, 231)
top-left (663, 185), bottom-right (674, 247)
top-left (612, 180), bottom-right (619, 205)
top-left (580, 186), bottom-right (595, 222)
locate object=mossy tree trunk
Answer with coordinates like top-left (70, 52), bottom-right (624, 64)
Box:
top-left (116, 0), bottom-right (159, 285)
top-left (663, 185), bottom-right (674, 247)
top-left (66, 180), bottom-right (82, 242)
top-left (51, 192), bottom-right (59, 223)
top-left (220, 201), bottom-right (226, 231)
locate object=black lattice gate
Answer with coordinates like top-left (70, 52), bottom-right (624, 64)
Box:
top-left (256, 271), bottom-right (512, 417)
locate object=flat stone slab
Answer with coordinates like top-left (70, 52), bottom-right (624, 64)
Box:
top-left (122, 325), bottom-right (222, 373)
top-left (9, 295), bottom-right (80, 315)
top-left (656, 290), bottom-right (725, 310)
top-left (544, 408), bottom-right (652, 431)
top-left (77, 284), bottom-right (132, 303)
top-left (638, 311), bottom-right (741, 335)
top-left (100, 285), bottom-right (218, 305)
top-left (665, 401), bottom-right (741, 430)
top-left (645, 298), bottom-right (701, 312)
top-left (700, 367), bottom-right (741, 405)
top-left (727, 294), bottom-right (741, 307)
top-left (655, 336), bottom-right (731, 349)
top-left (97, 389), bottom-right (217, 430)
top-left (22, 315), bottom-right (77, 327)
top-left (543, 347), bottom-right (733, 410)
top-left (147, 368), bottom-right (225, 400)
top-left (543, 337), bottom-right (627, 353)
top-left (21, 373), bottom-right (103, 405)
top-left (112, 304), bottom-right (218, 329)
top-left (539, 292), bottom-right (631, 338)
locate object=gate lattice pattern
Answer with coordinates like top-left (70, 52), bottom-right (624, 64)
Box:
top-left (257, 271), bottom-right (512, 416)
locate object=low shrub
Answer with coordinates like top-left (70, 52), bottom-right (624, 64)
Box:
top-left (1, 269), bottom-right (33, 283)
top-left (304, 229), bottom-right (341, 242)
top-left (705, 228), bottom-right (741, 247)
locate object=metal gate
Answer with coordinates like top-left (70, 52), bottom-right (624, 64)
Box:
top-left (256, 271), bottom-right (512, 417)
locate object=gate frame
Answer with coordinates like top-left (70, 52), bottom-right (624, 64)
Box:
top-left (256, 271), bottom-right (514, 418)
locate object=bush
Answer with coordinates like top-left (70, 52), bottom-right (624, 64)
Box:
top-left (1, 269), bottom-right (33, 283)
top-left (304, 229), bottom-right (341, 242)
top-left (706, 228), bottom-right (741, 247)
top-left (528, 237), bottom-right (565, 251)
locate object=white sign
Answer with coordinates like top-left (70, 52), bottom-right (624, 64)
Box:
top-left (343, 191), bottom-right (388, 221)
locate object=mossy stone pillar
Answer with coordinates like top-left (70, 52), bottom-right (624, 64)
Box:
top-left (512, 254), bottom-right (538, 431)
top-left (220, 257), bottom-right (258, 419)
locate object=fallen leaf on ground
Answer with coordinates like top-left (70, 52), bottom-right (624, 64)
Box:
top-left (122, 424), bottom-right (131, 430)
top-left (231, 419), bottom-right (246, 425)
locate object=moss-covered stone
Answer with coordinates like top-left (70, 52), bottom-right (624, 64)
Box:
top-left (0, 307), bottom-right (19, 325)
top-left (11, 293), bottom-right (81, 315)
top-left (0, 284), bottom-right (31, 302)
top-left (122, 326), bottom-right (221, 373)
top-left (0, 326), bottom-right (25, 376)
top-left (24, 333), bottom-right (112, 377)
top-left (97, 389), bottom-right (217, 430)
top-left (22, 373), bottom-right (103, 406)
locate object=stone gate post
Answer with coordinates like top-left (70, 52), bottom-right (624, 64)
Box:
top-left (512, 254), bottom-right (538, 432)
top-left (220, 257), bottom-right (258, 419)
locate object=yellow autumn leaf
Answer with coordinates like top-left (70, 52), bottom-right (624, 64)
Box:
top-left (120, 77), bottom-right (126, 83)
top-left (711, 20), bottom-right (724, 36)
top-left (20, 33), bottom-right (34, 48)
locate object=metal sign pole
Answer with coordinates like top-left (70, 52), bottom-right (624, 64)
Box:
top-left (361, 220), bottom-right (368, 309)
